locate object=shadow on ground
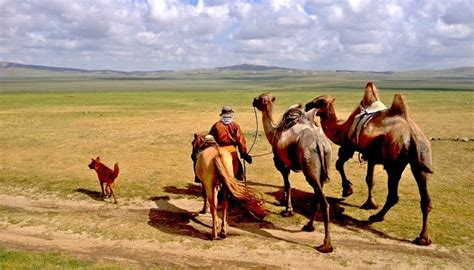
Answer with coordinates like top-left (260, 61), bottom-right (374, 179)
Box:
top-left (73, 188), bottom-right (104, 201)
top-left (267, 187), bottom-right (409, 243)
top-left (149, 182), bottom-right (409, 245)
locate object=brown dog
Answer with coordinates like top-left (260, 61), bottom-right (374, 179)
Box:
top-left (88, 156), bottom-right (119, 203)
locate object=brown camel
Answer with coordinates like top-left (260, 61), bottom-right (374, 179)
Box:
top-left (313, 82), bottom-right (386, 206)
top-left (252, 93), bottom-right (333, 253)
top-left (305, 87), bottom-right (433, 246)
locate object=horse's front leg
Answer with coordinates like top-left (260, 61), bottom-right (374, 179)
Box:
top-left (200, 184), bottom-right (208, 214)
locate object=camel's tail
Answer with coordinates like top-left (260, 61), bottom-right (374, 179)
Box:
top-left (214, 149), bottom-right (267, 218)
top-left (410, 123), bottom-right (434, 174)
top-left (113, 163), bottom-right (120, 180)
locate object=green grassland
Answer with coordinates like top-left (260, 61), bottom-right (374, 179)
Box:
top-left (0, 71), bottom-right (473, 268)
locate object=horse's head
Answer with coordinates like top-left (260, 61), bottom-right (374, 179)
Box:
top-left (305, 95), bottom-right (335, 116)
top-left (252, 93), bottom-right (275, 112)
top-left (191, 132), bottom-right (207, 162)
top-left (361, 82), bottom-right (381, 108)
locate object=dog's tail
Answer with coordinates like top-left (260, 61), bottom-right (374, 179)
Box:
top-left (113, 163), bottom-right (120, 180)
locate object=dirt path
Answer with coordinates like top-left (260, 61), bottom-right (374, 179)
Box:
top-left (0, 193), bottom-right (472, 269)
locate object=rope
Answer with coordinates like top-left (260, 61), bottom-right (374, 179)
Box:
top-left (242, 106), bottom-right (260, 186)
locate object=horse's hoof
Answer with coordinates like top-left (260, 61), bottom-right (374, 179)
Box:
top-left (368, 214), bottom-right (384, 223)
top-left (316, 244), bottom-right (333, 253)
top-left (413, 237), bottom-right (432, 246)
top-left (199, 208), bottom-right (207, 214)
top-left (302, 224), bottom-right (315, 232)
top-left (360, 201), bottom-right (378, 210)
top-left (218, 232), bottom-right (227, 239)
top-left (281, 210), bottom-right (294, 217)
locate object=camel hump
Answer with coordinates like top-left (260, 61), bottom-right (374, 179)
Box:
top-left (288, 103), bottom-right (302, 110)
top-left (388, 93), bottom-right (409, 118)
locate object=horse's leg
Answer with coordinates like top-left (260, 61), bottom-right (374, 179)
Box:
top-left (200, 184), bottom-right (207, 214)
top-left (273, 155), bottom-right (293, 217)
top-left (369, 163), bottom-right (406, 222)
top-left (219, 189), bottom-right (228, 239)
top-left (411, 165), bottom-right (432, 246)
top-left (360, 160), bottom-right (378, 209)
top-left (208, 186), bottom-right (218, 240)
top-left (337, 145), bottom-right (354, 197)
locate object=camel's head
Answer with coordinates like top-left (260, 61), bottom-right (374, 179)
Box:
top-left (304, 95), bottom-right (335, 116)
top-left (252, 93), bottom-right (276, 112)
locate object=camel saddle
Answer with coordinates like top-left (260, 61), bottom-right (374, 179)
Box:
top-left (277, 104), bottom-right (305, 132)
top-left (349, 101), bottom-right (387, 145)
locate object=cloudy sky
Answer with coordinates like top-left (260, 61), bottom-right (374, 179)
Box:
top-left (1, 0), bottom-right (473, 71)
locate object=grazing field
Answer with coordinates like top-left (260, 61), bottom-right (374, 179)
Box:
top-left (0, 75), bottom-right (473, 268)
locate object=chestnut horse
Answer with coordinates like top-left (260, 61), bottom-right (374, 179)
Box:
top-left (191, 133), bottom-right (266, 239)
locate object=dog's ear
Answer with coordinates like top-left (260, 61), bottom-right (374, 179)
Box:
top-left (194, 133), bottom-right (198, 139)
top-left (96, 156), bottom-right (100, 161)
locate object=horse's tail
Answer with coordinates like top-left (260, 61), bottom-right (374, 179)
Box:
top-left (214, 149), bottom-right (267, 218)
top-left (409, 123), bottom-right (434, 173)
top-left (113, 163), bottom-right (120, 180)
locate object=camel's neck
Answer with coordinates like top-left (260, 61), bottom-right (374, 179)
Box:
top-left (320, 104), bottom-right (361, 145)
top-left (261, 107), bottom-right (277, 144)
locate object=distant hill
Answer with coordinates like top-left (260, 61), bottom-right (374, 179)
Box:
top-left (215, 63), bottom-right (292, 72)
top-left (1, 61), bottom-right (473, 80)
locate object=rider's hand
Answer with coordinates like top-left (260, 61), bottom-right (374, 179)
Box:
top-left (243, 154), bottom-right (253, 164)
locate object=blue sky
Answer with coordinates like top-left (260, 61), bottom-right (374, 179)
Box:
top-left (0, 0), bottom-right (473, 71)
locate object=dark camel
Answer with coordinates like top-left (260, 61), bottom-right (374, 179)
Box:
top-left (253, 93), bottom-right (333, 253)
top-left (305, 86), bottom-right (433, 245)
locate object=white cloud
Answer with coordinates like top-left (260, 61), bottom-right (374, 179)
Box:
top-left (0, 0), bottom-right (472, 71)
top-left (435, 19), bottom-right (472, 39)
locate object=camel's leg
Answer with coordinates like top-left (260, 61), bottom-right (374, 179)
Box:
top-left (369, 164), bottom-right (406, 222)
top-left (200, 184), bottom-right (208, 214)
top-left (337, 146), bottom-right (354, 197)
top-left (273, 155), bottom-right (293, 217)
top-left (360, 161), bottom-right (378, 209)
top-left (316, 190), bottom-right (332, 253)
top-left (209, 187), bottom-right (218, 240)
top-left (219, 189), bottom-right (228, 239)
top-left (411, 166), bottom-right (432, 246)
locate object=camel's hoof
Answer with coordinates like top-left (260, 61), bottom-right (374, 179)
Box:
top-left (368, 214), bottom-right (384, 223)
top-left (302, 224), bottom-right (315, 232)
top-left (360, 201), bottom-right (378, 210)
top-left (342, 186), bottom-right (354, 198)
top-left (281, 210), bottom-right (294, 217)
top-left (413, 237), bottom-right (432, 246)
top-left (316, 244), bottom-right (333, 253)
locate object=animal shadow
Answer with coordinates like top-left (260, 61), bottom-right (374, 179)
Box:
top-left (163, 184), bottom-right (202, 197)
top-left (74, 188), bottom-right (104, 201)
top-left (267, 188), bottom-right (407, 242)
top-left (148, 196), bottom-right (208, 240)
